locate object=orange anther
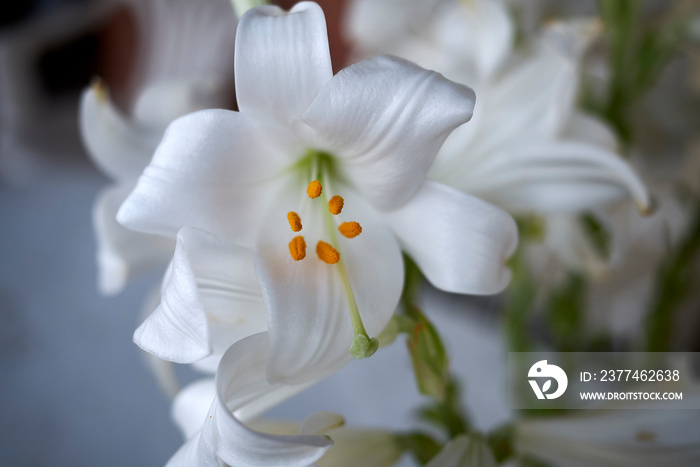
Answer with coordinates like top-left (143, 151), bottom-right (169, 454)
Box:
top-left (288, 236), bottom-right (306, 261)
top-left (287, 211), bottom-right (302, 232)
top-left (307, 180), bottom-right (322, 199)
top-left (328, 195), bottom-right (344, 215)
top-left (338, 222), bottom-right (362, 239)
top-left (316, 241), bottom-right (340, 264)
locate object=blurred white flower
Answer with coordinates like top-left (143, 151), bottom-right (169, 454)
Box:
top-left (118, 2), bottom-right (517, 383)
top-left (516, 389), bottom-right (700, 466)
top-left (581, 157), bottom-right (697, 341)
top-left (79, 0), bottom-right (236, 295)
top-left (347, 0), bottom-right (652, 279)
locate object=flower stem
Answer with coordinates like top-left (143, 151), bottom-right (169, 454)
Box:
top-left (399, 255), bottom-right (471, 438)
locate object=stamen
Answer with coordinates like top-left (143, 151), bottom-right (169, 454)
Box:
top-left (316, 241), bottom-right (340, 264)
top-left (307, 180), bottom-right (322, 199)
top-left (287, 211), bottom-right (303, 232)
top-left (338, 222), bottom-right (362, 238)
top-left (328, 195), bottom-right (344, 215)
top-left (289, 236), bottom-right (306, 261)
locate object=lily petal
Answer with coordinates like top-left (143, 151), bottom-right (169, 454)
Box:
top-left (79, 83), bottom-right (161, 181)
top-left (172, 378), bottom-right (216, 440)
top-left (134, 227), bottom-right (267, 365)
top-left (463, 142), bottom-right (652, 214)
top-left (131, 0), bottom-right (236, 106)
top-left (426, 434), bottom-right (497, 467)
top-left (255, 187), bottom-right (403, 384)
top-left (302, 55), bottom-right (476, 210)
top-left (386, 181), bottom-right (517, 295)
top-left (235, 2), bottom-right (332, 125)
top-left (117, 109), bottom-right (292, 244)
top-left (93, 183), bottom-right (174, 295)
top-left (168, 333), bottom-right (333, 467)
top-left (436, 0), bottom-right (513, 82)
top-left (565, 111), bottom-right (618, 152)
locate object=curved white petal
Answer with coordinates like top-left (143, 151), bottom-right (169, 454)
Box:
top-left (79, 83), bottom-right (162, 181)
top-left (134, 227), bottom-right (267, 365)
top-left (426, 434), bottom-right (497, 467)
top-left (139, 286), bottom-right (181, 399)
top-left (168, 333), bottom-right (333, 467)
top-left (302, 55), bottom-right (476, 210)
top-left (167, 404), bottom-right (220, 467)
top-left (255, 186), bottom-right (404, 384)
top-left (172, 378), bottom-right (216, 440)
top-left (93, 183), bottom-right (174, 295)
top-left (216, 334), bottom-right (333, 466)
top-left (464, 142), bottom-right (652, 214)
top-left (386, 181), bottom-right (517, 295)
top-left (235, 2), bottom-right (332, 124)
top-left (117, 109), bottom-right (293, 244)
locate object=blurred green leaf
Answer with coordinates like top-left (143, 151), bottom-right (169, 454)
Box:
top-left (545, 274), bottom-right (586, 352)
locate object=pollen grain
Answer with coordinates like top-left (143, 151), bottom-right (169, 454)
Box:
top-left (328, 195), bottom-right (344, 215)
top-left (338, 222), bottom-right (362, 238)
top-left (307, 180), bottom-right (322, 198)
top-left (287, 211), bottom-right (303, 232)
top-left (316, 241), bottom-right (340, 264)
top-left (289, 236), bottom-right (307, 261)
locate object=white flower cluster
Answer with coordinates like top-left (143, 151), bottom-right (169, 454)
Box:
top-left (80, 0), bottom-right (700, 465)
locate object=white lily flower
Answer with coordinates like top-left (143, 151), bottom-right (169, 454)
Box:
top-left (347, 0), bottom-right (652, 277)
top-left (430, 20), bottom-right (650, 218)
top-left (426, 434), bottom-right (497, 467)
top-left (516, 390), bottom-right (700, 466)
top-left (167, 332), bottom-right (335, 467)
top-left (79, 0), bottom-right (236, 295)
top-left (118, 2), bottom-right (517, 383)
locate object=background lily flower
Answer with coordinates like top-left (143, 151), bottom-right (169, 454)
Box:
top-left (79, 0), bottom-right (236, 295)
top-left (346, 0), bottom-right (652, 279)
top-left (516, 389), bottom-right (700, 466)
top-left (119, 2), bottom-right (517, 384)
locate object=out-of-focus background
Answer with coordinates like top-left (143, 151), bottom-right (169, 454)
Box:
top-left (1, 0), bottom-right (699, 465)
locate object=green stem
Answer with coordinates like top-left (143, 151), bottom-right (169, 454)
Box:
top-left (645, 203), bottom-right (700, 351)
top-left (400, 254), bottom-right (470, 438)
